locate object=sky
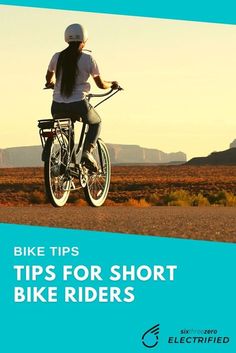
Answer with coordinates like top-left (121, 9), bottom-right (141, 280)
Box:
top-left (1, 5), bottom-right (236, 160)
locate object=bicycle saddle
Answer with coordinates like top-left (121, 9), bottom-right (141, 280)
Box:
top-left (53, 113), bottom-right (82, 122)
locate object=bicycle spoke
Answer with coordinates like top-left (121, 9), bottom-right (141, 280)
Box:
top-left (44, 132), bottom-right (72, 207)
top-left (84, 139), bottom-right (111, 206)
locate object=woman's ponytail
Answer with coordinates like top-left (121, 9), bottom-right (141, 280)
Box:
top-left (56, 41), bottom-right (81, 97)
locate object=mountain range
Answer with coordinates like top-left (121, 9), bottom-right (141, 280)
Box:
top-left (0, 144), bottom-right (186, 167)
top-left (187, 147), bottom-right (236, 165)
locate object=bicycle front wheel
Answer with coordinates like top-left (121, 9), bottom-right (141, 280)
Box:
top-left (44, 132), bottom-right (71, 207)
top-left (84, 139), bottom-right (111, 207)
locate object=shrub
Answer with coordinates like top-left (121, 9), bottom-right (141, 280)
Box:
top-left (167, 190), bottom-right (193, 206)
top-left (224, 192), bottom-right (236, 206)
top-left (207, 191), bottom-right (228, 206)
top-left (104, 199), bottom-right (119, 206)
top-left (68, 192), bottom-right (81, 204)
top-left (148, 193), bottom-right (163, 206)
top-left (192, 193), bottom-right (210, 206)
top-left (74, 199), bottom-right (87, 207)
top-left (28, 191), bottom-right (46, 204)
top-left (125, 198), bottom-right (151, 207)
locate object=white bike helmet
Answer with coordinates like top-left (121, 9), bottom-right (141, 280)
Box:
top-left (64, 23), bottom-right (88, 43)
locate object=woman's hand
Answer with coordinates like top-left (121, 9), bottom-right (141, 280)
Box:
top-left (45, 70), bottom-right (55, 89)
top-left (111, 81), bottom-right (119, 90)
top-left (44, 82), bottom-right (55, 89)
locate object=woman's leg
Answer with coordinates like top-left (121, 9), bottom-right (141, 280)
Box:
top-left (77, 100), bottom-right (101, 149)
top-left (51, 100), bottom-right (101, 171)
top-left (74, 100), bottom-right (101, 171)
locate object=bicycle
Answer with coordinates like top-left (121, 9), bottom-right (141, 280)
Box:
top-left (38, 87), bottom-right (123, 207)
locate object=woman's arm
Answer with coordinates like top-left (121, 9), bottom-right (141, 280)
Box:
top-left (45, 70), bottom-right (54, 88)
top-left (93, 76), bottom-right (119, 90)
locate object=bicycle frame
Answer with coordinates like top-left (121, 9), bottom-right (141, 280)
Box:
top-left (38, 87), bottom-right (123, 176)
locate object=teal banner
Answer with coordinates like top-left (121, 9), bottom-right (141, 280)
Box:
top-left (0, 224), bottom-right (235, 352)
top-left (1, 0), bottom-right (236, 24)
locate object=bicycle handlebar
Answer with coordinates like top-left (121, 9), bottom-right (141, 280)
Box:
top-left (43, 85), bottom-right (123, 108)
top-left (43, 86), bottom-right (123, 94)
top-left (90, 87), bottom-right (123, 108)
top-left (87, 86), bottom-right (123, 99)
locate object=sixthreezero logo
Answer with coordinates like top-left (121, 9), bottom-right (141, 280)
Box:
top-left (142, 324), bottom-right (160, 349)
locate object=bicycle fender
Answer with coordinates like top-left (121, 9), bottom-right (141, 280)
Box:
top-left (41, 138), bottom-right (52, 162)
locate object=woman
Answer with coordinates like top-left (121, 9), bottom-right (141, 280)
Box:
top-left (45, 23), bottom-right (119, 171)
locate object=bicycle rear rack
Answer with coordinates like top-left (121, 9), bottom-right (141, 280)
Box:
top-left (38, 118), bottom-right (88, 173)
top-left (38, 118), bottom-right (72, 148)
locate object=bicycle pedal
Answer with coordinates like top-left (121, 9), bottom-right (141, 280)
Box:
top-left (81, 159), bottom-right (98, 173)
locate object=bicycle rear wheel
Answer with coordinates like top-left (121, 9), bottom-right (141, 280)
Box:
top-left (44, 132), bottom-right (71, 207)
top-left (84, 139), bottom-right (111, 207)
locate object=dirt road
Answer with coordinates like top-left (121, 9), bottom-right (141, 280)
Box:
top-left (0, 206), bottom-right (235, 242)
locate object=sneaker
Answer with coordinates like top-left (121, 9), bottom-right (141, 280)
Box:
top-left (81, 151), bottom-right (98, 172)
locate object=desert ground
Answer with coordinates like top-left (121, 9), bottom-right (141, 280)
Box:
top-left (0, 165), bottom-right (236, 242)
